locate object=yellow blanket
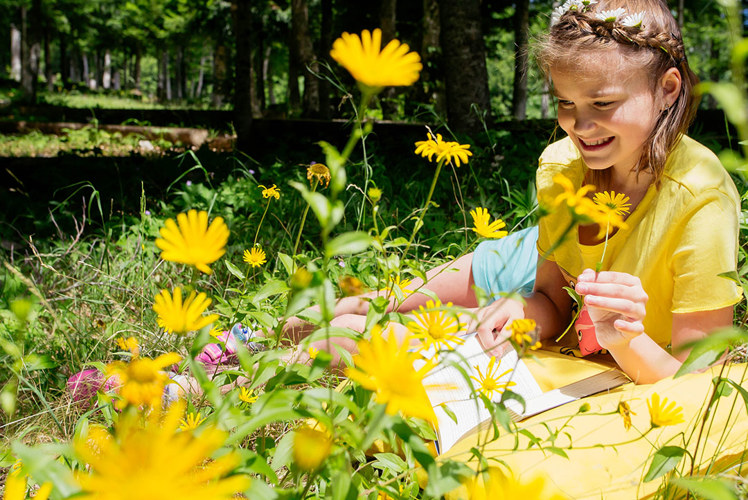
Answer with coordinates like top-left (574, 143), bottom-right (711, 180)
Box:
top-left (444, 350), bottom-right (748, 499)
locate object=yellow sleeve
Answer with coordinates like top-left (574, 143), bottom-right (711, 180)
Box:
top-left (669, 189), bottom-right (743, 313)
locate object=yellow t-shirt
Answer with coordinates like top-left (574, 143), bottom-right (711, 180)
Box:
top-left (536, 135), bottom-right (742, 349)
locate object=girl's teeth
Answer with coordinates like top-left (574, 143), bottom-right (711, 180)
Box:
top-left (584, 138), bottom-right (609, 146)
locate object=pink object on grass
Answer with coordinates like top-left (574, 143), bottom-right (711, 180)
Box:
top-left (67, 368), bottom-right (120, 404)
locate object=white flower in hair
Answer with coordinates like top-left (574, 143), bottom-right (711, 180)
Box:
top-left (551, 5), bottom-right (567, 25)
top-left (581, 0), bottom-right (597, 6)
top-left (562, 0), bottom-right (584, 11)
top-left (595, 8), bottom-right (626, 22)
top-left (621, 11), bottom-right (645, 27)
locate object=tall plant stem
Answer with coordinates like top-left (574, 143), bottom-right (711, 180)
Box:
top-left (293, 180), bottom-right (319, 257)
top-left (253, 201), bottom-right (271, 246)
top-left (401, 159), bottom-right (445, 264)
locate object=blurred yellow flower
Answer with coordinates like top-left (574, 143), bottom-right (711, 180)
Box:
top-left (308, 346), bottom-right (320, 360)
top-left (155, 209), bottom-right (229, 275)
top-left (4, 462), bottom-right (53, 500)
top-left (414, 133), bottom-right (472, 167)
top-left (293, 425), bottom-right (333, 471)
top-left (243, 246), bottom-right (267, 268)
top-left (552, 174), bottom-right (595, 210)
top-left (347, 326), bottom-right (436, 424)
top-left (469, 207), bottom-right (508, 239)
top-left (470, 356), bottom-right (516, 400)
top-left (551, 175), bottom-right (627, 237)
top-left (339, 275), bottom-right (365, 296)
top-left (618, 400), bottom-right (636, 431)
top-left (330, 28), bottom-right (422, 89)
top-left (509, 318), bottom-right (541, 350)
top-left (647, 393), bottom-right (685, 428)
top-left (74, 402), bottom-right (249, 500)
top-left (307, 163), bottom-right (331, 188)
top-left (462, 468), bottom-right (568, 500)
top-left (368, 187), bottom-right (382, 203)
top-left (179, 412), bottom-right (206, 431)
top-left (239, 387), bottom-right (258, 404)
top-left (106, 352), bottom-right (181, 409)
top-left (153, 287), bottom-right (219, 335)
top-left (115, 337), bottom-right (140, 357)
top-left (208, 325), bottom-right (224, 340)
top-left (407, 300), bottom-right (464, 351)
top-left (290, 267), bottom-right (314, 290)
top-left (259, 184), bottom-right (280, 199)
top-left (593, 191), bottom-right (631, 215)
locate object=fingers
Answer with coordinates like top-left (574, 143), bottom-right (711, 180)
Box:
top-left (613, 318), bottom-right (645, 336)
top-left (575, 281), bottom-right (648, 303)
top-left (584, 294), bottom-right (646, 320)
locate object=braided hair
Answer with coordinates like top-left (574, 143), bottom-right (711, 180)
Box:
top-left (537, 0), bottom-right (699, 186)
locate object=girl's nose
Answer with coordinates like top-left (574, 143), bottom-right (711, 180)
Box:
top-left (572, 110), bottom-right (596, 135)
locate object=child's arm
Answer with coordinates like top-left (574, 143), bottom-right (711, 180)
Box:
top-left (575, 269), bottom-right (733, 383)
top-left (470, 258), bottom-right (573, 356)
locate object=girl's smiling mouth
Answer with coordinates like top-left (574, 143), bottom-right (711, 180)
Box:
top-left (579, 136), bottom-right (614, 151)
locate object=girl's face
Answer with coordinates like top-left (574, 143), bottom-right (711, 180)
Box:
top-left (551, 54), bottom-right (662, 175)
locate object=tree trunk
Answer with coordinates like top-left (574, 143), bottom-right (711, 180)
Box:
top-left (318, 0), bottom-right (333, 119)
top-left (159, 50), bottom-right (172, 101)
top-left (175, 44), bottom-right (186, 100)
top-left (20, 2), bottom-right (42, 103)
top-left (511, 0), bottom-right (530, 120)
top-left (44, 28), bottom-right (53, 90)
top-left (541, 78), bottom-right (549, 119)
top-left (103, 49), bottom-right (112, 89)
top-left (438, 0), bottom-right (490, 134)
top-left (416, 0), bottom-right (444, 115)
top-left (70, 46), bottom-right (80, 83)
top-left (82, 52), bottom-right (90, 87)
top-left (134, 47), bottom-right (142, 90)
top-left (59, 34), bottom-right (69, 87)
top-left (11, 21), bottom-right (21, 81)
top-left (290, 0), bottom-right (319, 117)
top-left (379, 0), bottom-right (398, 119)
top-left (195, 52), bottom-right (206, 98)
top-left (677, 0), bottom-right (684, 29)
top-left (264, 45), bottom-right (275, 105)
top-left (250, 13), bottom-right (264, 116)
top-left (211, 42), bottom-right (229, 107)
top-left (233, 0), bottom-right (253, 152)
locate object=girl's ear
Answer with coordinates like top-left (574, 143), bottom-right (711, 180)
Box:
top-left (659, 67), bottom-right (682, 109)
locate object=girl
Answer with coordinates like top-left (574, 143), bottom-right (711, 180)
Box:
top-left (202, 0), bottom-right (740, 386)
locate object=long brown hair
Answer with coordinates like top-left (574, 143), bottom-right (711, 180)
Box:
top-left (536, 0), bottom-right (699, 187)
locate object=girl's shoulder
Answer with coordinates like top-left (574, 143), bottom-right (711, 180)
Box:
top-left (536, 136), bottom-right (583, 189)
top-left (661, 136), bottom-right (738, 201)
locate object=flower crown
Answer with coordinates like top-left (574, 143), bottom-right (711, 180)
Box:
top-left (551, 0), bottom-right (645, 29)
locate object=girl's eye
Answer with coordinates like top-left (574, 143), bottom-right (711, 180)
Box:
top-left (558, 100), bottom-right (574, 108)
top-left (594, 101), bottom-right (614, 108)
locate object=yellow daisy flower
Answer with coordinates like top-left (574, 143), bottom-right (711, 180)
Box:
top-left (153, 287), bottom-right (219, 335)
top-left (259, 184), bottom-right (280, 199)
top-left (593, 191), bottom-right (631, 215)
top-left (208, 325), bottom-right (224, 340)
top-left (469, 207), bottom-right (508, 239)
top-left (414, 133), bottom-right (473, 167)
top-left (243, 246), bottom-right (267, 268)
top-left (509, 318), bottom-right (541, 350)
top-left (551, 174), bottom-right (596, 210)
top-left (307, 163), bottom-right (331, 188)
top-left (308, 347), bottom-right (320, 360)
top-left (384, 275), bottom-right (414, 298)
top-left (647, 393), bottom-right (685, 428)
top-left (155, 209), bottom-right (229, 275)
top-left (239, 387), bottom-right (258, 404)
top-left (293, 425), bottom-right (333, 471)
top-left (74, 402), bottom-right (250, 500)
top-left (179, 412), bottom-right (206, 431)
top-left (330, 28), bottom-right (422, 89)
top-left (617, 400), bottom-right (636, 431)
top-left (115, 337), bottom-right (140, 357)
top-left (407, 299), bottom-right (464, 351)
top-left (105, 352), bottom-right (182, 409)
top-left (346, 325), bottom-right (437, 424)
top-left (551, 175), bottom-right (627, 237)
top-left (462, 468), bottom-right (569, 500)
top-left (470, 356), bottom-right (516, 400)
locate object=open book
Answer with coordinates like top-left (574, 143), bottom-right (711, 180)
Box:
top-left (416, 333), bottom-right (630, 454)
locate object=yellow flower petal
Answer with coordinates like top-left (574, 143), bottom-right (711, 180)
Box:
top-left (155, 210), bottom-right (229, 275)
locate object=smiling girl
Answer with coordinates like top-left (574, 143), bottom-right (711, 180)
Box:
top-left (470, 0), bottom-right (741, 383)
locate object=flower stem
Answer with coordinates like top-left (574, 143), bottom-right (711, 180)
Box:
top-left (401, 158), bottom-right (445, 264)
top-left (254, 200), bottom-right (271, 247)
top-left (293, 179), bottom-right (319, 257)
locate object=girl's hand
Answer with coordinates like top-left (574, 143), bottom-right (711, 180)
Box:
top-left (575, 269), bottom-right (648, 350)
top-left (465, 297), bottom-right (525, 357)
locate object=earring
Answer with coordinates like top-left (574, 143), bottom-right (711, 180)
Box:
top-left (662, 104), bottom-right (670, 113)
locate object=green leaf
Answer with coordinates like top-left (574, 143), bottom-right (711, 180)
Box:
top-left (643, 445), bottom-right (686, 482)
top-left (225, 260), bottom-right (245, 280)
top-left (276, 252), bottom-right (295, 276)
top-left (546, 446), bottom-right (569, 459)
top-left (439, 402), bottom-right (459, 425)
top-left (23, 354), bottom-right (57, 372)
top-left (723, 379), bottom-right (748, 416)
top-left (697, 82), bottom-right (746, 126)
top-left (671, 477), bottom-right (739, 500)
top-left (12, 442), bottom-right (81, 498)
top-left (252, 279), bottom-right (290, 304)
top-left (372, 452), bottom-right (408, 473)
top-left (270, 431), bottom-right (295, 473)
top-left (325, 231), bottom-right (372, 258)
top-left (674, 328), bottom-right (747, 378)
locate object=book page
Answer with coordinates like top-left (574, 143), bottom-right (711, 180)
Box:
top-left (416, 333), bottom-right (543, 454)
